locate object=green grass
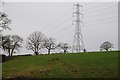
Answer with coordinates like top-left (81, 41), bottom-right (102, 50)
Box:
top-left (2, 51), bottom-right (119, 78)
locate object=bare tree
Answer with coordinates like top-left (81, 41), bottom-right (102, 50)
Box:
top-left (58, 42), bottom-right (70, 53)
top-left (1, 35), bottom-right (11, 56)
top-left (44, 38), bottom-right (57, 54)
top-left (100, 41), bottom-right (114, 51)
top-left (10, 35), bottom-right (23, 56)
top-left (0, 12), bottom-right (11, 48)
top-left (1, 35), bottom-right (23, 56)
top-left (27, 31), bottom-right (46, 55)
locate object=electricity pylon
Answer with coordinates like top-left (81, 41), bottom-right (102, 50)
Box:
top-left (72, 3), bottom-right (85, 53)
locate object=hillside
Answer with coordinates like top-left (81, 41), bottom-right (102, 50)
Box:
top-left (2, 51), bottom-right (118, 78)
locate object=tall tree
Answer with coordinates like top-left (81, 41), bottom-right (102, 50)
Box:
top-left (27, 31), bottom-right (46, 55)
top-left (58, 42), bottom-right (70, 53)
top-left (44, 38), bottom-right (57, 54)
top-left (2, 35), bottom-right (23, 56)
top-left (100, 41), bottom-right (114, 51)
top-left (0, 12), bottom-right (11, 48)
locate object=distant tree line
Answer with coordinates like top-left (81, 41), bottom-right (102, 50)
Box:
top-left (26, 31), bottom-right (70, 55)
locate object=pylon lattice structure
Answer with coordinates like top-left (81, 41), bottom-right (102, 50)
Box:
top-left (72, 3), bottom-right (85, 53)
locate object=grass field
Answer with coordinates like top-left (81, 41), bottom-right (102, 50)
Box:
top-left (2, 51), bottom-right (119, 78)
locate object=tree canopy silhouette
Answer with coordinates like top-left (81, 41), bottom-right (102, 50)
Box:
top-left (2, 35), bottom-right (23, 56)
top-left (100, 41), bottom-right (114, 51)
top-left (27, 31), bottom-right (46, 55)
top-left (44, 37), bottom-right (57, 54)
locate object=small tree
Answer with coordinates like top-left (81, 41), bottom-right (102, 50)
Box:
top-left (1, 35), bottom-right (23, 56)
top-left (27, 31), bottom-right (46, 55)
top-left (44, 38), bottom-right (57, 54)
top-left (100, 41), bottom-right (114, 51)
top-left (58, 42), bottom-right (70, 53)
top-left (10, 35), bottom-right (23, 56)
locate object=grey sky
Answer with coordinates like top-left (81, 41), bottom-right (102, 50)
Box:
top-left (2, 2), bottom-right (118, 54)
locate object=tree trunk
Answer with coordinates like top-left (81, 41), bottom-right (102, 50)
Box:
top-left (106, 49), bottom-right (108, 51)
top-left (11, 42), bottom-right (17, 57)
top-left (35, 51), bottom-right (38, 55)
top-left (64, 50), bottom-right (66, 53)
top-left (48, 49), bottom-right (50, 54)
top-left (11, 47), bottom-right (14, 57)
top-left (11, 52), bottom-right (13, 57)
top-left (8, 49), bottom-right (11, 57)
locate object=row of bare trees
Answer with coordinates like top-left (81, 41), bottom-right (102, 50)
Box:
top-left (27, 31), bottom-right (70, 55)
top-left (1, 31), bottom-right (71, 56)
top-left (1, 32), bottom-right (70, 56)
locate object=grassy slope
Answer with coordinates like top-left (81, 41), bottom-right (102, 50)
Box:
top-left (2, 51), bottom-right (118, 78)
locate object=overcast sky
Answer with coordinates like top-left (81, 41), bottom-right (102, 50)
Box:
top-left (2, 2), bottom-right (118, 54)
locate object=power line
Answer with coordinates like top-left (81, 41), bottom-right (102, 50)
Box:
top-left (51, 24), bottom-right (73, 37)
top-left (84, 18), bottom-right (117, 26)
top-left (43, 9), bottom-right (72, 33)
top-left (84, 8), bottom-right (117, 20)
top-left (44, 17), bottom-right (72, 35)
top-left (84, 4), bottom-right (117, 14)
top-left (82, 2), bottom-right (109, 13)
top-left (49, 17), bottom-right (117, 40)
top-left (85, 15), bottom-right (118, 24)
